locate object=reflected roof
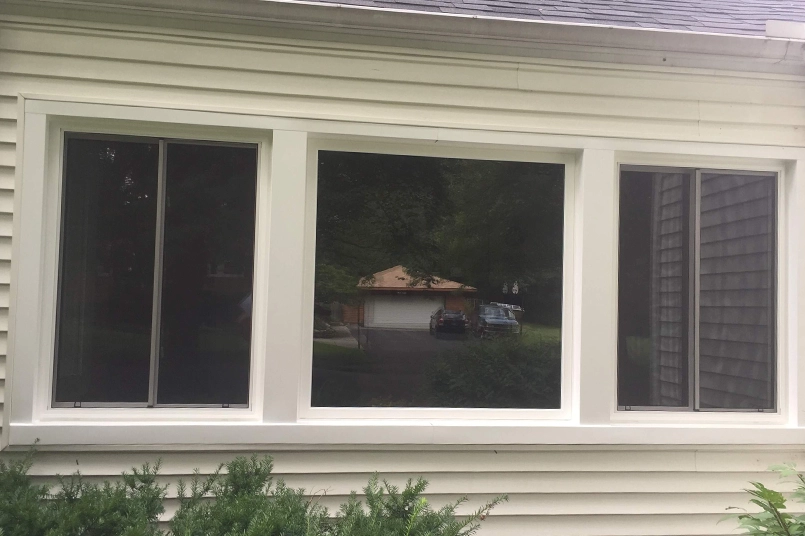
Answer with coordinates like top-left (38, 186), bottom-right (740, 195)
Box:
top-left (359, 265), bottom-right (477, 292)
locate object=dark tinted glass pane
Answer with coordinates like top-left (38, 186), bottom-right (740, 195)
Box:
top-left (618, 170), bottom-right (691, 408)
top-left (157, 143), bottom-right (257, 405)
top-left (312, 152), bottom-right (564, 408)
top-left (698, 173), bottom-right (775, 410)
top-left (55, 136), bottom-right (158, 403)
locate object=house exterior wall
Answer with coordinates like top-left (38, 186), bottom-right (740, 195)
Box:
top-left (445, 294), bottom-right (469, 312)
top-left (364, 294), bottom-right (444, 329)
top-left (341, 303), bottom-right (364, 325)
top-left (1, 8), bottom-right (805, 536)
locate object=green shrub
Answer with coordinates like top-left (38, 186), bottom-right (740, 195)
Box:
top-left (0, 450), bottom-right (53, 536)
top-left (727, 463), bottom-right (805, 535)
top-left (425, 335), bottom-right (561, 408)
top-left (0, 451), bottom-right (504, 536)
top-left (0, 450), bottom-right (165, 536)
top-left (170, 455), bottom-right (329, 536)
top-left (333, 475), bottom-right (505, 536)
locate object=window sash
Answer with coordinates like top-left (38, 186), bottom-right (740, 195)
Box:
top-left (52, 133), bottom-right (257, 409)
top-left (617, 166), bottom-right (778, 412)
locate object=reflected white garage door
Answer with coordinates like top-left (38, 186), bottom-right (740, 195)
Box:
top-left (366, 295), bottom-right (444, 329)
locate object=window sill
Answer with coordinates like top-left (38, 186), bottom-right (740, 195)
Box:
top-left (7, 420), bottom-right (805, 449)
top-left (36, 406), bottom-right (260, 423)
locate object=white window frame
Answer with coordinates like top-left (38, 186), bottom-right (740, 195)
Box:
top-left (299, 136), bottom-right (576, 420)
top-left (10, 104), bottom-right (273, 427)
top-left (609, 154), bottom-right (791, 425)
top-left (5, 95), bottom-right (805, 448)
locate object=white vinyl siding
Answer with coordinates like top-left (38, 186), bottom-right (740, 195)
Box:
top-left (0, 94), bottom-right (13, 420)
top-left (20, 447), bottom-right (805, 535)
top-left (1, 8), bottom-right (804, 536)
top-left (365, 295), bottom-right (444, 329)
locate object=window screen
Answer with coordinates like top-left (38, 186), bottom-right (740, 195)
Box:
top-left (54, 134), bottom-right (257, 407)
top-left (617, 166), bottom-right (776, 411)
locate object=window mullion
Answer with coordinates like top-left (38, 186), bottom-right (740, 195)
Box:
top-left (693, 169), bottom-right (702, 411)
top-left (686, 170), bottom-right (696, 411)
top-left (147, 139), bottom-right (168, 407)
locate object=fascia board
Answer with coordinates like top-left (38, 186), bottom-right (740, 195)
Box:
top-left (2, 0), bottom-right (805, 74)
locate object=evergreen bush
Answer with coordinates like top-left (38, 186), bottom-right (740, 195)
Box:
top-left (426, 335), bottom-right (560, 408)
top-left (0, 451), bottom-right (504, 536)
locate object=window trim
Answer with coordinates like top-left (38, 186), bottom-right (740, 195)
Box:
top-left (12, 110), bottom-right (272, 425)
top-left (298, 136), bottom-right (577, 421)
top-left (6, 96), bottom-right (805, 448)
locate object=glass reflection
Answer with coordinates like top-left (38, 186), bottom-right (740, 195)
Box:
top-left (697, 172), bottom-right (775, 410)
top-left (312, 152), bottom-right (564, 408)
top-left (617, 170), bottom-right (691, 408)
top-left (156, 143), bottom-right (257, 405)
top-left (55, 137), bottom-right (158, 403)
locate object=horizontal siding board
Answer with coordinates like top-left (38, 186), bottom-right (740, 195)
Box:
top-left (24, 450), bottom-right (703, 475)
top-left (0, 74), bottom-right (716, 142)
top-left (0, 142), bottom-right (14, 168)
top-left (700, 306), bottom-right (769, 326)
top-left (0, 285), bottom-right (10, 308)
top-left (0, 96), bottom-right (16, 121)
top-left (23, 449), bottom-right (805, 477)
top-left (0, 237), bottom-right (12, 261)
top-left (4, 25), bottom-right (805, 109)
top-left (461, 513), bottom-right (748, 536)
top-left (700, 233), bottom-right (772, 258)
top-left (0, 213), bottom-right (12, 237)
top-left (148, 491), bottom-right (769, 516)
top-left (700, 174), bottom-right (770, 196)
top-left (0, 27), bottom-right (524, 92)
top-left (0, 189), bottom-right (13, 214)
top-left (0, 119), bottom-right (15, 143)
top-left (0, 166), bottom-right (14, 190)
top-left (24, 469), bottom-right (793, 495)
top-left (0, 51), bottom-right (705, 124)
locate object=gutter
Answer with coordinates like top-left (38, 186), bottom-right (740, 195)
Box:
top-left (2, 0), bottom-right (805, 73)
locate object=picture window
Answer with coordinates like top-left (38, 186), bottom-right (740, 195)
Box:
top-left (311, 151), bottom-right (565, 409)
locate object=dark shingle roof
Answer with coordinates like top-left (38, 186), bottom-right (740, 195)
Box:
top-left (307, 0), bottom-right (805, 36)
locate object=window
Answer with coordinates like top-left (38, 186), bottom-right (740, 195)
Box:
top-left (311, 150), bottom-right (565, 409)
top-left (54, 134), bottom-right (258, 407)
top-left (617, 166), bottom-right (777, 411)
top-left (11, 99), bottom-right (799, 448)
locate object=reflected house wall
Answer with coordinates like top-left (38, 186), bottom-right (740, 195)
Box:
top-left (445, 294), bottom-right (468, 312)
top-left (697, 173), bottom-right (775, 409)
top-left (341, 302), bottom-right (364, 324)
top-left (356, 266), bottom-right (476, 329)
top-left (203, 273), bottom-right (252, 296)
top-left (649, 173), bottom-right (689, 406)
top-left (647, 173), bottom-right (777, 409)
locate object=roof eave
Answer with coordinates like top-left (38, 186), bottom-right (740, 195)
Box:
top-left (4, 0), bottom-right (805, 73)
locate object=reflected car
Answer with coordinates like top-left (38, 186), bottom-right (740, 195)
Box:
top-left (473, 305), bottom-right (521, 338)
top-left (429, 308), bottom-right (469, 335)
